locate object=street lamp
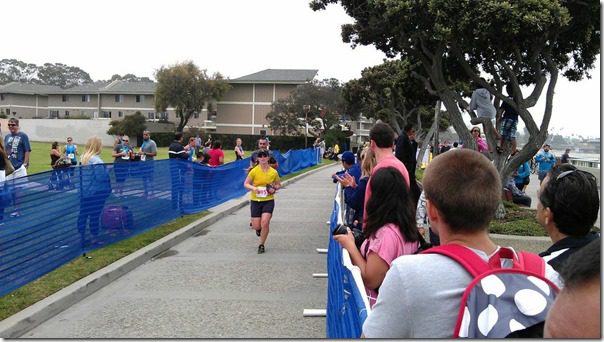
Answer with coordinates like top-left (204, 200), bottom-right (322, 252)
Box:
top-left (303, 104), bottom-right (311, 148)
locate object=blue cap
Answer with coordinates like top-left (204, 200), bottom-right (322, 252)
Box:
top-left (341, 151), bottom-right (355, 164)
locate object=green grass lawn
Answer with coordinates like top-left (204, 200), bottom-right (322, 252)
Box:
top-left (28, 141), bottom-right (237, 175)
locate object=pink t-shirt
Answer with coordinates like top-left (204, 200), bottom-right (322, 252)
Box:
top-left (207, 148), bottom-right (224, 167)
top-left (363, 155), bottom-right (410, 223)
top-left (361, 223), bottom-right (419, 307)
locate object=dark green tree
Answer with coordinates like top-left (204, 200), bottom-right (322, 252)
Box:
top-left (266, 78), bottom-right (346, 141)
top-left (311, 0), bottom-right (600, 186)
top-left (107, 111), bottom-right (147, 139)
top-left (36, 63), bottom-right (93, 88)
top-left (155, 61), bottom-right (231, 132)
top-left (342, 59), bottom-right (452, 134)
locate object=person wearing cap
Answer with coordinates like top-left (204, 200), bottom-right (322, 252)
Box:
top-left (244, 149), bottom-right (281, 254)
top-left (4, 118), bottom-right (32, 217)
top-left (332, 151), bottom-right (361, 186)
top-left (535, 144), bottom-right (556, 183)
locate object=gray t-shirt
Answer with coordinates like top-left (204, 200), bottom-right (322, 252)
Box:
top-left (140, 138), bottom-right (157, 161)
top-left (362, 246), bottom-right (562, 338)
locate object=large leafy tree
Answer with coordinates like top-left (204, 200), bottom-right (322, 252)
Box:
top-left (266, 78), bottom-right (346, 140)
top-left (37, 63), bottom-right (93, 88)
top-left (311, 0), bottom-right (600, 185)
top-left (155, 61), bottom-right (231, 132)
top-left (107, 111), bottom-right (147, 138)
top-left (342, 59), bottom-right (451, 134)
top-left (0, 59), bottom-right (93, 88)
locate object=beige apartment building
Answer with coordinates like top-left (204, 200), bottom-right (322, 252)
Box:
top-left (0, 69), bottom-right (318, 136)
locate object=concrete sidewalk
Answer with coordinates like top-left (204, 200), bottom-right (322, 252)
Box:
top-left (18, 163), bottom-right (340, 338)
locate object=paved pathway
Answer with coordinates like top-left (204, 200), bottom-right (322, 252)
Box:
top-left (22, 164), bottom-right (340, 338)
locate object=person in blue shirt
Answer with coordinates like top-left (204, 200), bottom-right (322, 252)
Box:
top-left (514, 159), bottom-right (531, 191)
top-left (535, 144), bottom-right (556, 184)
top-left (332, 151), bottom-right (361, 186)
top-left (335, 147), bottom-right (376, 230)
top-left (4, 118), bottom-right (31, 217)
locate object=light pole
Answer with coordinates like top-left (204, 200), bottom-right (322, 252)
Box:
top-left (303, 104), bottom-right (310, 148)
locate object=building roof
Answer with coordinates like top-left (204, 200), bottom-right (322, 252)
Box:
top-left (48, 81), bottom-right (112, 94)
top-left (232, 69), bottom-right (318, 84)
top-left (0, 82), bottom-right (62, 95)
top-left (102, 80), bottom-right (156, 94)
top-left (0, 69), bottom-right (319, 95)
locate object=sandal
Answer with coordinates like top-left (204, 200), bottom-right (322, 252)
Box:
top-left (257, 244), bottom-right (265, 254)
top-left (256, 229), bottom-right (261, 237)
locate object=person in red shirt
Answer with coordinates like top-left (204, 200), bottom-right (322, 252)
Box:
top-left (207, 140), bottom-right (224, 166)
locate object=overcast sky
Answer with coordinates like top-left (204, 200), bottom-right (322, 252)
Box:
top-left (5, 0), bottom-right (601, 138)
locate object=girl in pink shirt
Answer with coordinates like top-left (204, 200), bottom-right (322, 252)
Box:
top-left (334, 166), bottom-right (420, 307)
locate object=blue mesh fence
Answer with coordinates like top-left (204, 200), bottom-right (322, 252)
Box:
top-left (0, 149), bottom-right (319, 297)
top-left (326, 183), bottom-right (370, 338)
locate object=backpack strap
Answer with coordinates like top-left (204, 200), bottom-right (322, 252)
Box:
top-left (422, 244), bottom-right (491, 277)
top-left (517, 251), bottom-right (546, 276)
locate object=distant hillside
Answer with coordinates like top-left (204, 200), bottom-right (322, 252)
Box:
top-left (0, 59), bottom-right (152, 88)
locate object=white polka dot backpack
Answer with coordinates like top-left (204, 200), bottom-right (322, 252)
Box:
top-left (423, 244), bottom-right (559, 338)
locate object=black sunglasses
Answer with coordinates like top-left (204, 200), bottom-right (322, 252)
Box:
top-left (7, 124), bottom-right (16, 127)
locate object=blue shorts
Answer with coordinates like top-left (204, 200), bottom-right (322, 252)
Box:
top-left (250, 200), bottom-right (275, 217)
top-left (499, 118), bottom-right (518, 141)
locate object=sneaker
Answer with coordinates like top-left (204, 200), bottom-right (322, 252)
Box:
top-left (256, 229), bottom-right (261, 237)
top-left (10, 211), bottom-right (21, 218)
top-left (257, 244), bottom-right (265, 254)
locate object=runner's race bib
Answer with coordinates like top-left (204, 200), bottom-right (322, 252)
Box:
top-left (67, 153), bottom-right (75, 160)
top-left (140, 154), bottom-right (146, 161)
top-left (256, 186), bottom-right (268, 198)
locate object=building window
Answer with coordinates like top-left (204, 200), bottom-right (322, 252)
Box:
top-left (0, 94), bottom-right (4, 101)
top-left (194, 111), bottom-right (199, 118)
top-left (82, 95), bottom-right (90, 102)
top-left (50, 110), bottom-right (59, 118)
top-left (115, 95), bottom-right (123, 103)
top-left (5, 109), bottom-right (9, 115)
top-left (65, 110), bottom-right (70, 117)
top-left (159, 112), bottom-right (168, 120)
top-left (62, 95), bottom-right (69, 102)
top-left (101, 111), bottom-right (112, 118)
top-left (12, 112), bottom-right (16, 116)
top-left (136, 95), bottom-right (144, 103)
top-left (147, 112), bottom-right (155, 120)
top-left (118, 111), bottom-right (124, 118)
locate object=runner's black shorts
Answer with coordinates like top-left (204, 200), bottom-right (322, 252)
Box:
top-left (250, 200), bottom-right (275, 217)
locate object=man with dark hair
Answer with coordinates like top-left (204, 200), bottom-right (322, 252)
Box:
top-left (395, 124), bottom-right (419, 201)
top-left (5, 118), bottom-right (31, 217)
top-left (560, 148), bottom-right (571, 164)
top-left (495, 83), bottom-right (519, 153)
top-left (537, 164), bottom-right (600, 271)
top-left (362, 122), bottom-right (410, 225)
top-left (535, 144), bottom-right (556, 183)
top-left (168, 132), bottom-right (188, 209)
top-left (544, 238), bottom-right (600, 338)
top-left (362, 149), bottom-right (561, 338)
top-left (250, 137), bottom-right (278, 170)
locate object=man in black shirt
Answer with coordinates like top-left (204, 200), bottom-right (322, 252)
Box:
top-left (168, 132), bottom-right (188, 209)
top-left (395, 124), bottom-right (420, 202)
top-left (537, 164), bottom-right (600, 271)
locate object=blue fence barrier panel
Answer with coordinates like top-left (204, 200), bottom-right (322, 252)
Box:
top-left (325, 184), bottom-right (369, 338)
top-left (0, 149), bottom-right (318, 297)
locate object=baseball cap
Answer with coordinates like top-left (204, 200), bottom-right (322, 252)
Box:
top-left (341, 151), bottom-right (355, 164)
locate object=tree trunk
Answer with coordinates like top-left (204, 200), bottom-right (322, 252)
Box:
top-left (417, 121), bottom-right (437, 172)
